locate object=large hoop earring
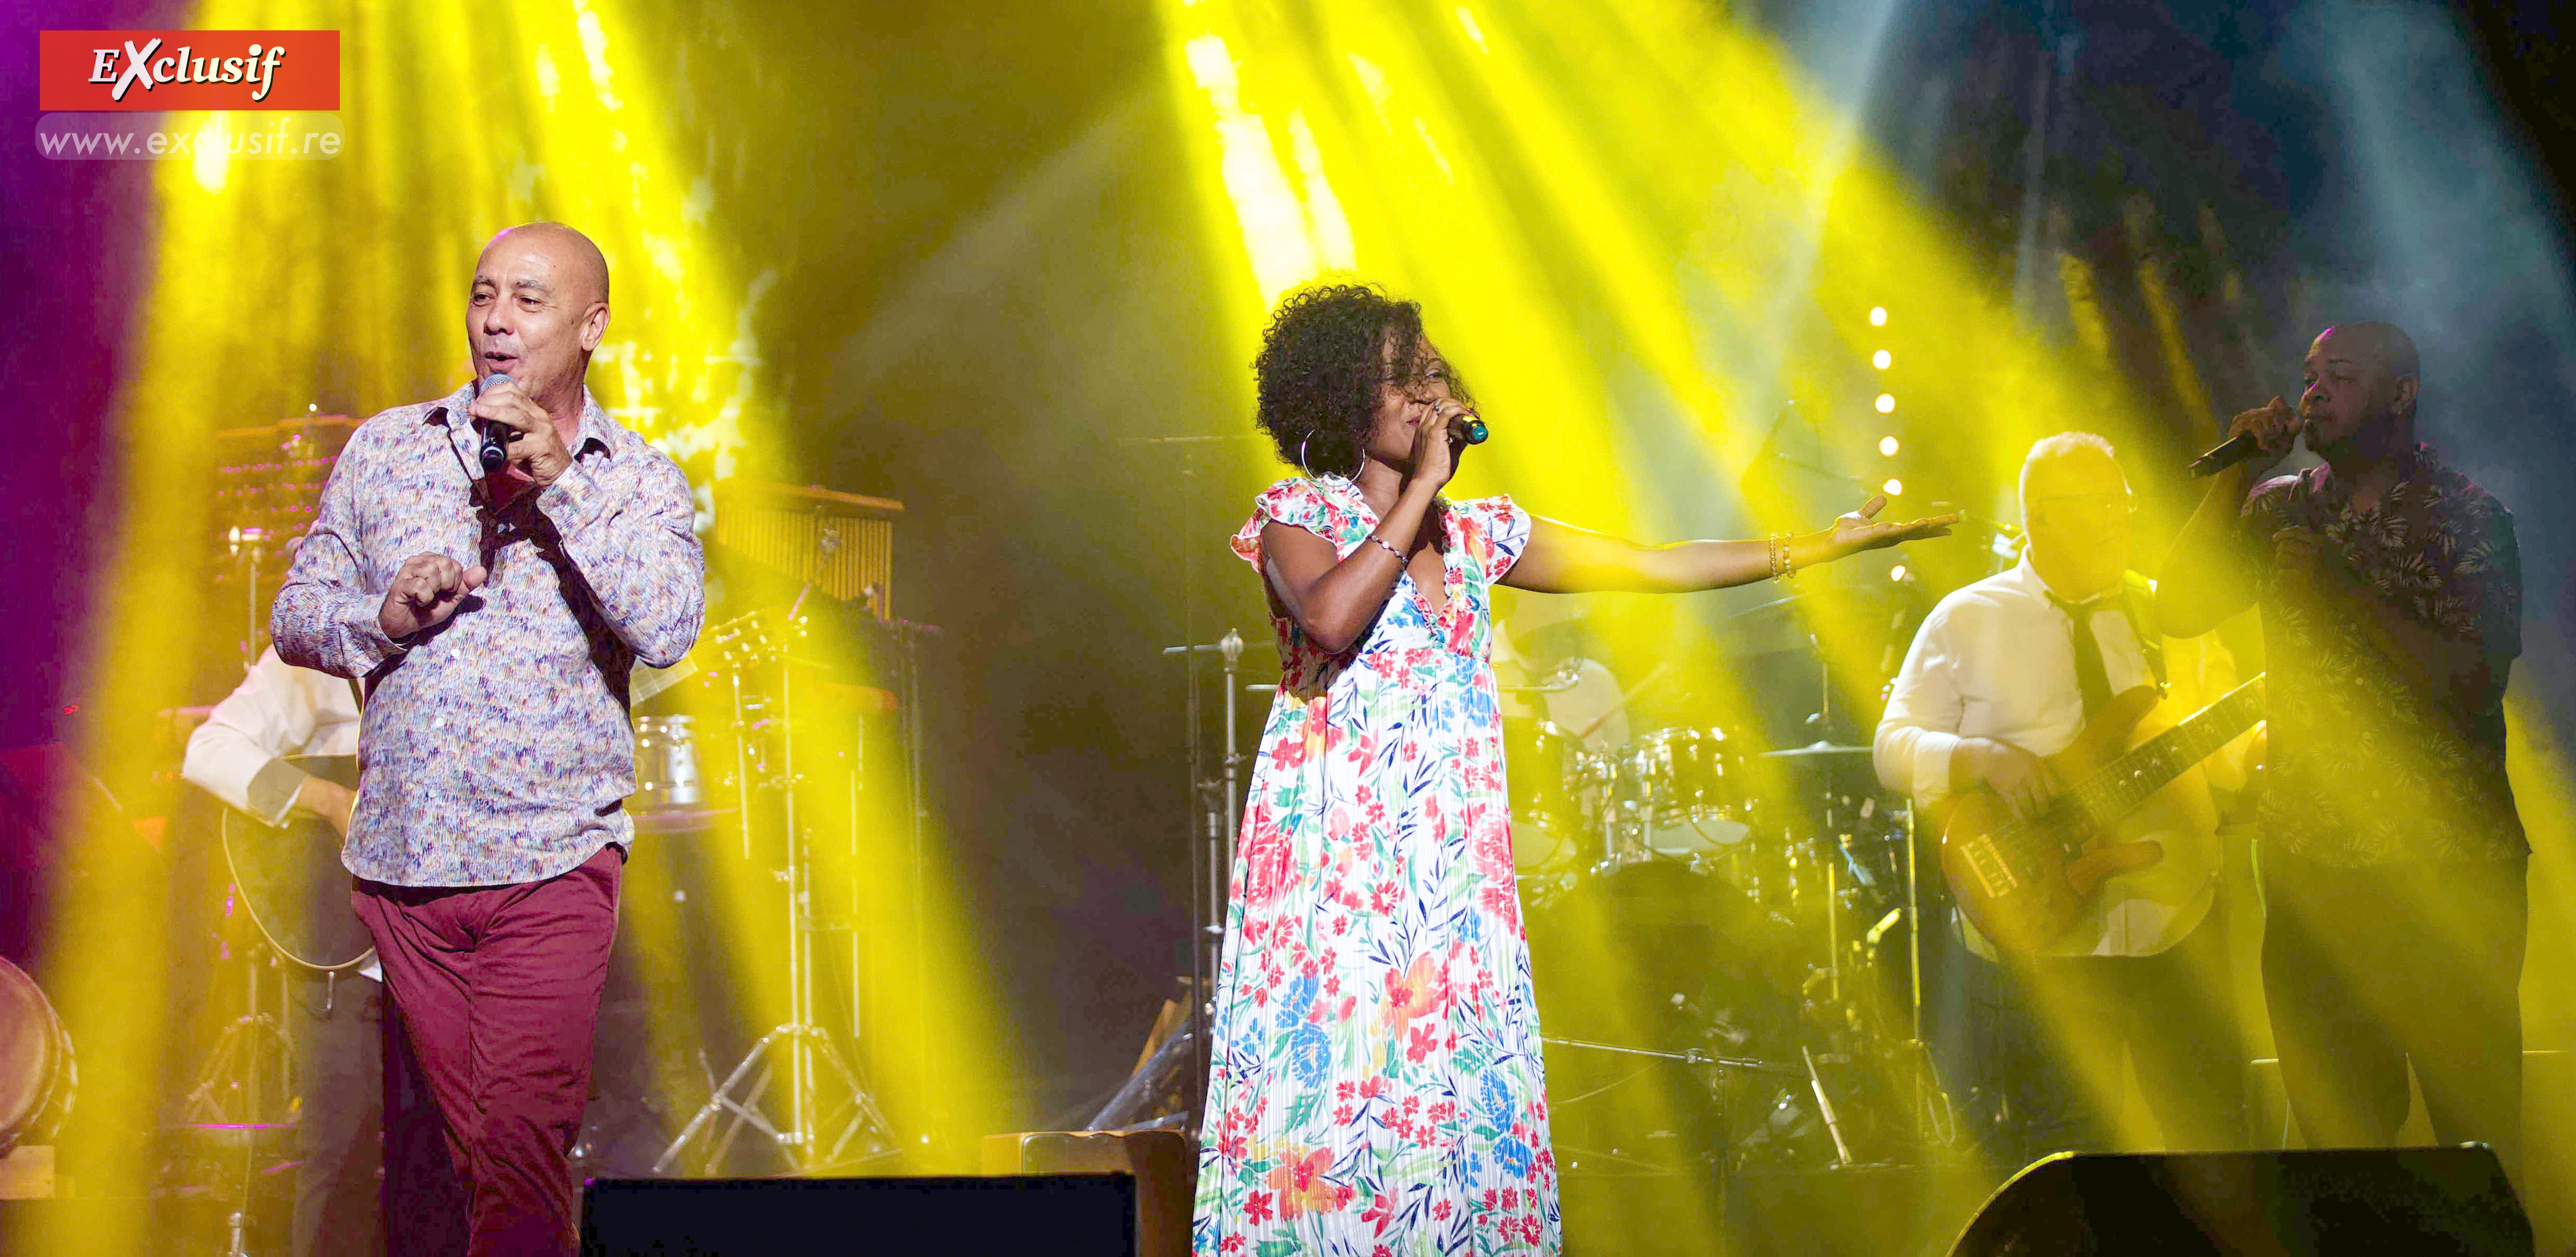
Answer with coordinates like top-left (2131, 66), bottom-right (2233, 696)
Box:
top-left (1298, 436), bottom-right (1318, 481)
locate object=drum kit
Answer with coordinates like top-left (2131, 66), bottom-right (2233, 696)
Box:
top-left (1505, 663), bottom-right (1960, 1175)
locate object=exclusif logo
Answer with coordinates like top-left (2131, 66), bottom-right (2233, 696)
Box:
top-left (38, 30), bottom-right (339, 112)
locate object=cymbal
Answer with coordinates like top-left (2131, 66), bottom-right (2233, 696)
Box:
top-left (1759, 740), bottom-right (1873, 760)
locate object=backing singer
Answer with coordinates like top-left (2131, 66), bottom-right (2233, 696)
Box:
top-left (273, 221), bottom-right (705, 1255)
top-left (2158, 321), bottom-right (2525, 1176)
top-left (1192, 283), bottom-right (1956, 1255)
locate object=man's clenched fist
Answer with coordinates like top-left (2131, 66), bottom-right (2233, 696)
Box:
top-left (380, 553), bottom-right (487, 639)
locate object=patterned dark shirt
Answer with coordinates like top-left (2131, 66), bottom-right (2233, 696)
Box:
top-left (2240, 443), bottom-right (2524, 866)
top-left (273, 385), bottom-right (705, 886)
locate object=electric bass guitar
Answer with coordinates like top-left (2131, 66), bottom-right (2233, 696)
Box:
top-left (1938, 675), bottom-right (2264, 955)
top-left (218, 754), bottom-right (375, 971)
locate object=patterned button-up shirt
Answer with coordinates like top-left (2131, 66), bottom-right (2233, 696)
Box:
top-left (273, 384), bottom-right (705, 886)
top-left (2241, 443), bottom-right (2524, 867)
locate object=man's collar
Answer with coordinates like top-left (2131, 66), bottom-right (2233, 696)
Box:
top-left (2014, 552), bottom-right (2117, 608)
top-left (2311, 440), bottom-right (2438, 506)
top-left (570, 387), bottom-right (615, 457)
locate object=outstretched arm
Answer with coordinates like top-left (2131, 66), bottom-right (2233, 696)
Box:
top-left (1501, 495), bottom-right (1958, 594)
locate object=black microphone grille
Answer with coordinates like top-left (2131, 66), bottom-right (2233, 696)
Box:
top-left (474, 372), bottom-right (515, 472)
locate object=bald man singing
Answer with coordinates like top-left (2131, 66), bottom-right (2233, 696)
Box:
top-left (275, 223), bottom-right (704, 1255)
top-left (2161, 323), bottom-right (2525, 1175)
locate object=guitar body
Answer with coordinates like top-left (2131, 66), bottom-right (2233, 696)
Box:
top-left (1938, 687), bottom-right (2223, 956)
top-left (219, 754), bottom-right (376, 971)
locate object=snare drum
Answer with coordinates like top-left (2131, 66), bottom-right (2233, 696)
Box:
top-left (1503, 719), bottom-right (1609, 871)
top-left (1615, 726), bottom-right (1748, 855)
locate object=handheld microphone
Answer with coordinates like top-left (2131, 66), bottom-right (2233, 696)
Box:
top-left (2190, 407), bottom-right (2307, 478)
top-left (1457, 414), bottom-right (1488, 445)
top-left (473, 372), bottom-right (514, 473)
top-left (2186, 430), bottom-right (2263, 478)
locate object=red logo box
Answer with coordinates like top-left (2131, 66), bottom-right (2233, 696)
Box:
top-left (39, 30), bottom-right (339, 112)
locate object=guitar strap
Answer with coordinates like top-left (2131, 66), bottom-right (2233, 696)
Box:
top-left (2119, 570), bottom-right (2168, 694)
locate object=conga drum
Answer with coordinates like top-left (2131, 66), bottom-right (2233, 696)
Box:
top-left (0, 957), bottom-right (73, 1156)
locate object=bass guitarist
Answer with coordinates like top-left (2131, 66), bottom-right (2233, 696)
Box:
top-left (1875, 432), bottom-right (2247, 1160)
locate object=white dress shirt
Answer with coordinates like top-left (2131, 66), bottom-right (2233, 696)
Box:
top-left (183, 647), bottom-right (362, 821)
top-left (182, 646), bottom-right (376, 981)
top-left (1875, 555), bottom-right (2213, 956)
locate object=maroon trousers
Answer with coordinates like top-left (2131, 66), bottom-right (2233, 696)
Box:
top-left (353, 843), bottom-right (624, 1257)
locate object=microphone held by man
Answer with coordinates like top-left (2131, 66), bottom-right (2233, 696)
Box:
top-left (474, 371), bottom-right (514, 472)
top-left (467, 371), bottom-right (579, 490)
top-left (2187, 395), bottom-right (2305, 477)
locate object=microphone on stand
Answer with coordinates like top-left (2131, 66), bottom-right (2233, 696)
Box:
top-left (473, 372), bottom-right (514, 473)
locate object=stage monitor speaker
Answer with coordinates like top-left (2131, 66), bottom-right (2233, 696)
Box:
top-left (1947, 1145), bottom-right (2528, 1256)
top-left (582, 1173), bottom-right (1136, 1256)
top-left (981, 1131), bottom-right (1191, 1257)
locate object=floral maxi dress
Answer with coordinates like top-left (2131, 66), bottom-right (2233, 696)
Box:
top-left (1192, 477), bottom-right (1560, 1257)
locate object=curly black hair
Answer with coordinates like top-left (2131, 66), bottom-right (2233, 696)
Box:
top-left (1252, 283), bottom-right (1471, 477)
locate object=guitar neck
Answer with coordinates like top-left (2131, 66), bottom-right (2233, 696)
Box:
top-left (2067, 675), bottom-right (2265, 828)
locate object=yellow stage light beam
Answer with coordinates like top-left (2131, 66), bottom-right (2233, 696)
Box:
top-left (1153, 0), bottom-right (2234, 1203)
top-left (28, 12), bottom-right (1012, 1253)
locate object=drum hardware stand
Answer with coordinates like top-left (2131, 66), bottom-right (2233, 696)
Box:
top-left (184, 905), bottom-right (294, 1127)
top-left (1898, 800), bottom-right (1960, 1149)
top-left (882, 613), bottom-right (941, 1140)
top-left (1540, 1034), bottom-right (1802, 1078)
top-left (1801, 1045), bottom-right (1855, 1166)
top-left (182, 938), bottom-right (292, 1257)
top-left (224, 526), bottom-right (273, 667)
top-left (181, 523), bottom-right (298, 1256)
top-left (1125, 430), bottom-right (1268, 1132)
top-left (192, 526), bottom-right (300, 1129)
top-left (656, 559), bottom-right (898, 1176)
top-left (1162, 628), bottom-right (1254, 1132)
top-left (1085, 1018), bottom-right (1200, 1132)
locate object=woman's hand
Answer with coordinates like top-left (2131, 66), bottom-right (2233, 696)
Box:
top-left (1806, 494), bottom-right (1961, 564)
top-left (1401, 397), bottom-right (1470, 495)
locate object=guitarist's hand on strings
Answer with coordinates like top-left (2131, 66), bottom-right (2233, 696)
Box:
top-left (295, 774), bottom-right (356, 838)
top-left (1956, 736), bottom-right (2057, 820)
